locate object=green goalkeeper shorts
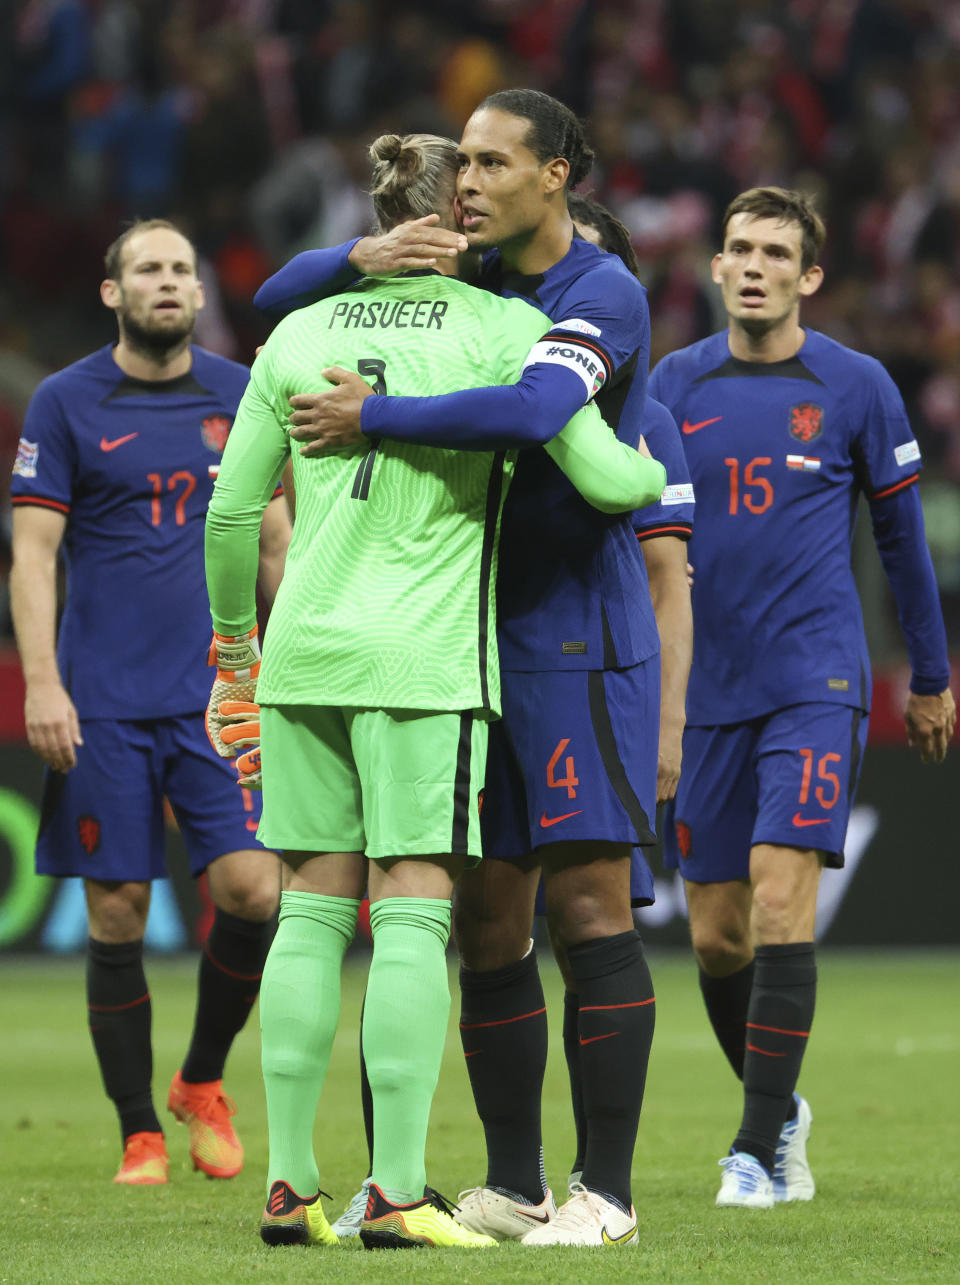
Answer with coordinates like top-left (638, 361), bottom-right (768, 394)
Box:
top-left (257, 704), bottom-right (487, 862)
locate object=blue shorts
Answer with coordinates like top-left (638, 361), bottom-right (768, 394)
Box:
top-left (35, 713), bottom-right (266, 881)
top-left (481, 660), bottom-right (659, 907)
top-left (663, 702), bottom-right (869, 884)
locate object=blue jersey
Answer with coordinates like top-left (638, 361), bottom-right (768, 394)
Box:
top-left (632, 397), bottom-right (695, 543)
top-left (479, 238), bottom-right (659, 671)
top-left (649, 328), bottom-right (923, 726)
top-left (11, 344), bottom-right (250, 720)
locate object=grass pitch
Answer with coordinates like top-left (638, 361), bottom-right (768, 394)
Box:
top-left (2, 950), bottom-right (957, 1284)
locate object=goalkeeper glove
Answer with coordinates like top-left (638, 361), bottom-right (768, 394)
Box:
top-left (218, 706), bottom-right (262, 789)
top-left (235, 742), bottom-right (262, 790)
top-left (205, 627), bottom-right (260, 758)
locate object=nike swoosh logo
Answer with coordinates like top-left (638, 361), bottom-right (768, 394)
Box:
top-left (580, 1032), bottom-right (619, 1046)
top-left (792, 813), bottom-right (830, 828)
top-left (601, 1221), bottom-right (638, 1245)
top-left (100, 433), bottom-right (139, 451)
top-left (540, 810), bottom-right (583, 828)
top-left (517, 1208), bottom-right (552, 1224)
top-left (681, 416), bottom-right (722, 435)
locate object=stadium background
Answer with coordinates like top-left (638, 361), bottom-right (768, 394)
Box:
top-left (0, 0), bottom-right (957, 953)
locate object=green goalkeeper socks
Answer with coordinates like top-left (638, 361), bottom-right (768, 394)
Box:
top-left (364, 897), bottom-right (452, 1202)
top-left (260, 890), bottom-right (360, 1195)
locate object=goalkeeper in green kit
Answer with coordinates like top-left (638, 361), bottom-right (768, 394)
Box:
top-left (203, 132), bottom-right (665, 1252)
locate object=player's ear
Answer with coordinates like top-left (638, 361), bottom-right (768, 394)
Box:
top-left (710, 253), bottom-right (724, 284)
top-left (194, 278), bottom-right (206, 312)
top-left (543, 157), bottom-right (569, 196)
top-left (100, 278), bottom-right (121, 310)
top-left (799, 264), bottom-right (823, 298)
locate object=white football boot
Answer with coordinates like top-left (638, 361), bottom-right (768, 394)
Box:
top-left (773, 1095), bottom-right (815, 1202)
top-left (454, 1186), bottom-right (558, 1240)
top-left (521, 1183), bottom-right (638, 1246)
top-left (716, 1152), bottom-right (774, 1209)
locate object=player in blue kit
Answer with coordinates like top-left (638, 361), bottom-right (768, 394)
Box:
top-left (252, 91), bottom-right (663, 1247)
top-left (9, 220), bottom-right (289, 1185)
top-left (649, 187), bottom-right (955, 1208)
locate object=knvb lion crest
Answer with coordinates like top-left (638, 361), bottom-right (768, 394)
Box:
top-left (201, 414), bottom-right (232, 453)
top-left (789, 402), bottom-right (823, 443)
top-left (77, 815), bottom-right (101, 855)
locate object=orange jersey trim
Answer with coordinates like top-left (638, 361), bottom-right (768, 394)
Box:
top-left (11, 495), bottom-right (70, 515)
top-left (635, 524), bottom-right (692, 543)
top-left (870, 473), bottom-right (918, 502)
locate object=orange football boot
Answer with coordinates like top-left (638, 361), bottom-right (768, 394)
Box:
top-left (167, 1070), bottom-right (243, 1179)
top-left (113, 1131), bottom-right (169, 1185)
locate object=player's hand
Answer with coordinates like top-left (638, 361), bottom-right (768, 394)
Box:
top-left (288, 369), bottom-right (373, 456)
top-left (348, 215), bottom-right (467, 276)
top-left (636, 432), bottom-right (652, 459)
top-left (24, 679), bottom-right (83, 772)
top-left (218, 704), bottom-right (262, 789)
top-left (905, 687), bottom-right (956, 764)
top-left (686, 561), bottom-right (695, 589)
top-left (657, 720), bottom-right (684, 803)
top-left (205, 628), bottom-right (261, 757)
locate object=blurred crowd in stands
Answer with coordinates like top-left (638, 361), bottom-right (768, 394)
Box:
top-left (1, 0), bottom-right (958, 651)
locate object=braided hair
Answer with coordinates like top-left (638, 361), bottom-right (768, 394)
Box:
top-left (478, 89), bottom-right (595, 189)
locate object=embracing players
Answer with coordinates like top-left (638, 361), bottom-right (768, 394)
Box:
top-left (253, 89), bottom-right (669, 1247)
top-left (9, 220), bottom-right (289, 1185)
top-left (650, 187), bottom-right (955, 1208)
top-left (205, 130), bottom-right (664, 1251)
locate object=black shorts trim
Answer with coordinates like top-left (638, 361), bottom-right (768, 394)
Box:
top-left (847, 707), bottom-right (864, 799)
top-left (587, 670), bottom-right (656, 846)
top-left (477, 452), bottom-right (505, 712)
top-left (451, 712), bottom-right (473, 856)
top-left (38, 769), bottom-right (66, 841)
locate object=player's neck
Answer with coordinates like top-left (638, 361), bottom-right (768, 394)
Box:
top-left (499, 211), bottom-right (574, 276)
top-left (727, 316), bottom-right (806, 363)
top-left (111, 336), bottom-right (193, 382)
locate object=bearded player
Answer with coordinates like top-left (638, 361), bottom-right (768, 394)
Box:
top-left (10, 220), bottom-right (289, 1185)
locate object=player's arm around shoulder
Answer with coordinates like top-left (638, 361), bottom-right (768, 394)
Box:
top-left (10, 504), bottom-right (82, 772)
top-left (538, 255), bottom-right (651, 404)
top-left (544, 401), bottom-right (666, 513)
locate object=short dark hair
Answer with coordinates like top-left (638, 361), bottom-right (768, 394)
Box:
top-left (103, 219), bottom-right (194, 280)
top-left (568, 193), bottom-right (640, 277)
top-left (720, 188), bottom-right (825, 271)
top-left (478, 88), bottom-right (595, 189)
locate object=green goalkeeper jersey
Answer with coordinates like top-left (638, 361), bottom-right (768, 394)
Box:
top-left (206, 272), bottom-right (665, 716)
